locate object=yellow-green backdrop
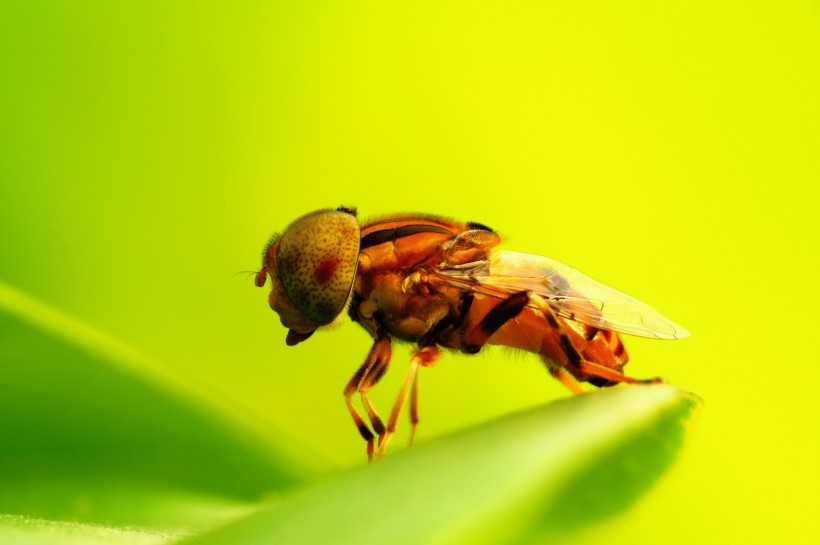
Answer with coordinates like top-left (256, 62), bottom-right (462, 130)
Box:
top-left (1, 1), bottom-right (818, 543)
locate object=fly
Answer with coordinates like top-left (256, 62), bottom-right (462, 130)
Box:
top-left (255, 207), bottom-right (689, 459)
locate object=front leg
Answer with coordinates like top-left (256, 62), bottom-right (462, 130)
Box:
top-left (343, 334), bottom-right (392, 461)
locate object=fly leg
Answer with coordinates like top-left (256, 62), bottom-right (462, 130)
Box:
top-left (343, 363), bottom-right (376, 461)
top-left (461, 291), bottom-right (531, 353)
top-left (462, 291), bottom-right (592, 393)
top-left (461, 289), bottom-right (592, 390)
top-left (408, 363), bottom-right (420, 447)
top-left (525, 294), bottom-right (662, 389)
top-left (548, 366), bottom-right (585, 395)
top-left (343, 335), bottom-right (392, 461)
top-left (461, 290), bottom-right (660, 393)
top-left (378, 345), bottom-right (439, 457)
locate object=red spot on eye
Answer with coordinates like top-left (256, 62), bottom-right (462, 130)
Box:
top-left (314, 259), bottom-right (338, 285)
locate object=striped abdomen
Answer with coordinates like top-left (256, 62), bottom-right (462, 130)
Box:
top-left (459, 296), bottom-right (629, 386)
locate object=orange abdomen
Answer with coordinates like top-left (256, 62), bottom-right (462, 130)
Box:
top-left (463, 296), bottom-right (629, 384)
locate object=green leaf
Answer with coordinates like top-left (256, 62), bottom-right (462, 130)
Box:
top-left (0, 514), bottom-right (177, 545)
top-left (0, 281), bottom-right (319, 532)
top-left (186, 385), bottom-right (700, 545)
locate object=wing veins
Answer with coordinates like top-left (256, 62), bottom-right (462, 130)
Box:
top-left (429, 251), bottom-right (689, 340)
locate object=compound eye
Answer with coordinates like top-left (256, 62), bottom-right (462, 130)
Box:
top-left (277, 209), bottom-right (361, 325)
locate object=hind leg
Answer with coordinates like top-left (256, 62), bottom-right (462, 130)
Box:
top-left (547, 365), bottom-right (585, 394)
top-left (525, 293), bottom-right (662, 389)
top-left (459, 289), bottom-right (661, 395)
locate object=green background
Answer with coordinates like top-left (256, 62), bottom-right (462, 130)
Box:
top-left (1, 1), bottom-right (818, 543)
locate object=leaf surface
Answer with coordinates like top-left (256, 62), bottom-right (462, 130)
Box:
top-left (188, 385), bottom-right (701, 545)
top-left (0, 281), bottom-right (317, 533)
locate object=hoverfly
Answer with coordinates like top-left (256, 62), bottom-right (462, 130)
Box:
top-left (255, 207), bottom-right (688, 459)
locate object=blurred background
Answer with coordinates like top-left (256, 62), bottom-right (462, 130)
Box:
top-left (1, 1), bottom-right (818, 543)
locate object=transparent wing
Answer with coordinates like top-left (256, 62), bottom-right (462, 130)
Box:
top-left (432, 250), bottom-right (689, 340)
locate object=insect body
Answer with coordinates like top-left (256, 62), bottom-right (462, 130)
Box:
top-left (256, 207), bottom-right (688, 459)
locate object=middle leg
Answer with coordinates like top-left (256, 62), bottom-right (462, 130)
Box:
top-left (378, 345), bottom-right (439, 457)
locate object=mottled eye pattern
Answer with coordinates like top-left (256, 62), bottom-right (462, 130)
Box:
top-left (277, 210), bottom-right (361, 325)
